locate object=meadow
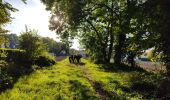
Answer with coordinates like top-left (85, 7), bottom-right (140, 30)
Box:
top-left (0, 58), bottom-right (164, 100)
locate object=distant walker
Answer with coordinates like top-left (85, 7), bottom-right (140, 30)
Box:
top-left (69, 54), bottom-right (82, 64)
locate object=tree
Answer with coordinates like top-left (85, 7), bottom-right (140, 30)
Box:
top-left (0, 0), bottom-right (17, 33)
top-left (135, 0), bottom-right (170, 76)
top-left (0, 34), bottom-right (19, 48)
top-left (42, 0), bottom-right (170, 71)
top-left (41, 0), bottom-right (125, 63)
top-left (19, 27), bottom-right (47, 61)
top-left (42, 37), bottom-right (68, 56)
top-left (0, 0), bottom-right (26, 48)
top-left (0, 0), bottom-right (26, 33)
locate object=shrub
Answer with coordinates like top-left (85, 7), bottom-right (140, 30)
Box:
top-left (34, 53), bottom-right (56, 67)
top-left (31, 65), bottom-right (40, 71)
top-left (19, 29), bottom-right (48, 61)
top-left (0, 48), bottom-right (25, 62)
top-left (0, 60), bottom-right (13, 91)
top-left (0, 49), bottom-right (7, 60)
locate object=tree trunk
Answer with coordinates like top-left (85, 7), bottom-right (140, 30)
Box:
top-left (155, 0), bottom-right (170, 99)
top-left (163, 37), bottom-right (170, 77)
top-left (163, 27), bottom-right (170, 77)
top-left (128, 52), bottom-right (136, 67)
top-left (114, 33), bottom-right (126, 65)
top-left (106, 0), bottom-right (114, 64)
top-left (102, 46), bottom-right (108, 63)
top-left (107, 34), bottom-right (114, 63)
top-left (161, 0), bottom-right (170, 78)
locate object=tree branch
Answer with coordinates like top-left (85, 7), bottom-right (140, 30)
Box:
top-left (85, 19), bottom-right (103, 45)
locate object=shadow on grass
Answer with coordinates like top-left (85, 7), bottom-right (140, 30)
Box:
top-left (69, 79), bottom-right (120, 99)
top-left (92, 81), bottom-right (120, 99)
top-left (105, 73), bottom-right (164, 99)
top-left (99, 63), bottom-right (146, 73)
top-left (67, 62), bottom-right (86, 67)
top-left (75, 62), bottom-right (86, 66)
top-left (0, 62), bottom-right (35, 94)
top-left (129, 72), bottom-right (165, 99)
top-left (69, 80), bottom-right (98, 100)
top-left (156, 78), bottom-right (170, 99)
top-left (109, 79), bottom-right (131, 93)
top-left (100, 64), bottom-right (165, 99)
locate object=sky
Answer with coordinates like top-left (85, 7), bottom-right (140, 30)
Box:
top-left (5, 0), bottom-right (79, 50)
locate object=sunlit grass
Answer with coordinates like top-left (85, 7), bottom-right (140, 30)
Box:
top-left (0, 59), bottom-right (97, 100)
top-left (0, 58), bottom-right (162, 99)
top-left (82, 59), bottom-right (143, 99)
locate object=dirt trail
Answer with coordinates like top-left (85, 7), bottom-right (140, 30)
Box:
top-left (62, 58), bottom-right (116, 100)
top-left (78, 65), bottom-right (116, 100)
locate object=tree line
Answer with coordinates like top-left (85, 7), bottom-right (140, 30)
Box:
top-left (41, 0), bottom-right (170, 75)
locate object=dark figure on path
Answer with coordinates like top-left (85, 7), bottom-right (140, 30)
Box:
top-left (74, 54), bottom-right (82, 64)
top-left (69, 54), bottom-right (82, 64)
top-left (69, 55), bottom-right (75, 63)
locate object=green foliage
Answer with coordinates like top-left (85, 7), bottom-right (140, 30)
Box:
top-left (42, 0), bottom-right (169, 67)
top-left (19, 28), bottom-right (47, 61)
top-left (0, 1), bottom-right (18, 33)
top-left (0, 34), bottom-right (5, 46)
top-left (0, 49), bottom-right (7, 59)
top-left (0, 48), bottom-right (25, 62)
top-left (0, 50), bottom-right (11, 91)
top-left (0, 0), bottom-right (26, 33)
top-left (42, 0), bottom-right (121, 63)
top-left (3, 34), bottom-right (19, 48)
top-left (34, 52), bottom-right (56, 67)
top-left (42, 37), bottom-right (68, 56)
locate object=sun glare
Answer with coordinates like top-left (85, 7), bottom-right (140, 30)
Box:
top-left (54, 17), bottom-right (59, 22)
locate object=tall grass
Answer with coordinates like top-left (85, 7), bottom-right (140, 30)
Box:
top-left (0, 58), bottom-right (164, 99)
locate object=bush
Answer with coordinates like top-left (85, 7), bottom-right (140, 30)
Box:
top-left (0, 48), bottom-right (25, 62)
top-left (0, 60), bottom-right (13, 91)
top-left (19, 29), bottom-right (48, 61)
top-left (34, 53), bottom-right (56, 67)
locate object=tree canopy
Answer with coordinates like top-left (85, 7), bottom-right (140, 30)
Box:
top-left (42, 0), bottom-right (170, 75)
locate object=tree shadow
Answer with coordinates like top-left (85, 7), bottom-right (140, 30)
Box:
top-left (106, 74), bottom-right (164, 99)
top-left (92, 80), bottom-right (120, 99)
top-left (69, 80), bottom-right (98, 99)
top-left (0, 62), bottom-right (35, 93)
top-left (156, 78), bottom-right (170, 99)
top-left (69, 79), bottom-right (120, 99)
top-left (106, 77), bottom-right (132, 93)
top-left (75, 62), bottom-right (86, 66)
top-left (128, 72), bottom-right (165, 99)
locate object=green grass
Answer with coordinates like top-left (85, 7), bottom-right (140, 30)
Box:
top-left (0, 58), bottom-right (164, 100)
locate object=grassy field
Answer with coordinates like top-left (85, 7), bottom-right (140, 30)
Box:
top-left (0, 58), bottom-right (164, 100)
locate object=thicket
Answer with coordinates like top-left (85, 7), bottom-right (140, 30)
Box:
top-left (0, 29), bottom-right (57, 92)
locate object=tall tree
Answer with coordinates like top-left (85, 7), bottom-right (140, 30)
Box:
top-left (42, 0), bottom-right (125, 63)
top-left (0, 0), bottom-right (26, 33)
top-left (42, 37), bottom-right (68, 56)
top-left (0, 0), bottom-right (26, 47)
top-left (139, 0), bottom-right (170, 76)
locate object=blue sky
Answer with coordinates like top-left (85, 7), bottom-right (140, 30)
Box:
top-left (5, 0), bottom-right (79, 50)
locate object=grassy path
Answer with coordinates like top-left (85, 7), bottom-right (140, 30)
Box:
top-left (78, 63), bottom-right (115, 100)
top-left (0, 58), bottom-right (161, 100)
